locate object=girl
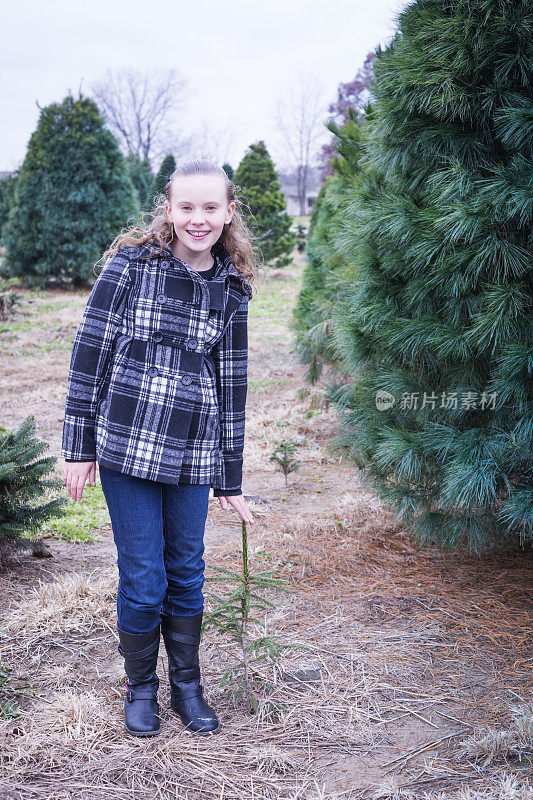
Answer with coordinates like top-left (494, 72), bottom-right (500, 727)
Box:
top-left (61, 159), bottom-right (257, 738)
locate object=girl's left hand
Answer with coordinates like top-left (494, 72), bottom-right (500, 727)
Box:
top-left (218, 494), bottom-right (255, 524)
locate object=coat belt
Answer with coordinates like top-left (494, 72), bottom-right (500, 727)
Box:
top-left (121, 335), bottom-right (216, 376)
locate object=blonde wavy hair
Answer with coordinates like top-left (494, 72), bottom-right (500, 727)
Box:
top-left (98, 158), bottom-right (261, 293)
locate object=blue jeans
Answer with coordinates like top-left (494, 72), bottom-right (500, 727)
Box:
top-left (99, 464), bottom-right (211, 634)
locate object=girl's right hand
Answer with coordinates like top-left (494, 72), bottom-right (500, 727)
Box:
top-left (64, 461), bottom-right (97, 501)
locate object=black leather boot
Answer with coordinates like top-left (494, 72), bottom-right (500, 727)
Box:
top-left (117, 621), bottom-right (161, 736)
top-left (161, 611), bottom-right (220, 735)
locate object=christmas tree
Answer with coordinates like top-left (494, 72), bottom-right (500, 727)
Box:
top-left (125, 153), bottom-right (154, 209)
top-left (327, 0), bottom-right (533, 551)
top-left (4, 94), bottom-right (137, 286)
top-left (143, 153), bottom-right (176, 211)
top-left (234, 141), bottom-right (295, 268)
top-left (0, 416), bottom-right (66, 564)
top-left (222, 162), bottom-right (234, 180)
top-left (292, 108), bottom-right (368, 383)
top-left (0, 172), bottom-right (17, 245)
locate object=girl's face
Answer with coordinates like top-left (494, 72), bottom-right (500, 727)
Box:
top-left (164, 174), bottom-right (235, 261)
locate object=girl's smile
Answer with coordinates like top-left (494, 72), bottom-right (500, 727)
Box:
top-left (187, 230), bottom-right (210, 238)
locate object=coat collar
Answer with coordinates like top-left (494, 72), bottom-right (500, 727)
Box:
top-left (137, 238), bottom-right (251, 298)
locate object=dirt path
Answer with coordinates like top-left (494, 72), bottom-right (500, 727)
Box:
top-left (0, 255), bottom-right (532, 800)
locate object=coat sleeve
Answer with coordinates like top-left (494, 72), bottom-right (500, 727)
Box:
top-left (61, 251), bottom-right (131, 462)
top-left (211, 291), bottom-right (250, 497)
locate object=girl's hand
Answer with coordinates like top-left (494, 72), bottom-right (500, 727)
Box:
top-left (218, 494), bottom-right (255, 524)
top-left (64, 461), bottom-right (96, 501)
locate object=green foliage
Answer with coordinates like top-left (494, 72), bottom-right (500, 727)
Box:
top-left (203, 520), bottom-right (305, 713)
top-left (0, 416), bottom-right (66, 563)
top-left (0, 277), bottom-right (22, 321)
top-left (0, 663), bottom-right (21, 720)
top-left (326, 0), bottom-right (533, 552)
top-left (294, 223), bottom-right (307, 253)
top-left (234, 141), bottom-right (296, 268)
top-left (0, 172), bottom-right (17, 245)
top-left (291, 111), bottom-right (368, 384)
top-left (125, 153), bottom-right (154, 209)
top-left (3, 94), bottom-right (137, 287)
top-left (269, 439), bottom-right (302, 486)
top-left (222, 162), bottom-right (234, 180)
top-left (40, 482), bottom-right (109, 543)
top-left (144, 153), bottom-right (176, 211)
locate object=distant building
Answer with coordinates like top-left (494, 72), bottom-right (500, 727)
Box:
top-left (278, 167), bottom-right (322, 217)
top-left (0, 171), bottom-right (13, 180)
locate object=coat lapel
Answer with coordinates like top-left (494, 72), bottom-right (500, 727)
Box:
top-left (136, 239), bottom-right (251, 332)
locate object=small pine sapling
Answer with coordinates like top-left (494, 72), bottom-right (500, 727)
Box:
top-left (269, 438), bottom-right (302, 486)
top-left (0, 415), bottom-right (66, 563)
top-left (203, 519), bottom-right (306, 714)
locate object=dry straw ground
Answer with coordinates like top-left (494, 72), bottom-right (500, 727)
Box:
top-left (0, 252), bottom-right (532, 799)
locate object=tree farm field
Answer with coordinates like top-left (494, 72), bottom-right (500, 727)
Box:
top-left (0, 251), bottom-right (532, 800)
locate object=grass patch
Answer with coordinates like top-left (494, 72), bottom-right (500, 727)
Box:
top-left (249, 377), bottom-right (289, 392)
top-left (0, 663), bottom-right (22, 720)
top-left (41, 483), bottom-right (110, 543)
top-left (35, 299), bottom-right (79, 315)
top-left (18, 340), bottom-right (73, 356)
top-left (250, 262), bottom-right (301, 321)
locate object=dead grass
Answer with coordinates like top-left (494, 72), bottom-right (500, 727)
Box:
top-left (3, 569), bottom-right (117, 641)
top-left (0, 254), bottom-right (532, 799)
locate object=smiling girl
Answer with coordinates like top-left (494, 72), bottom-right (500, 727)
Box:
top-left (61, 159), bottom-right (258, 737)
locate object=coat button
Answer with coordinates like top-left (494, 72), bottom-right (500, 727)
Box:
top-left (147, 367), bottom-right (159, 377)
top-left (156, 293), bottom-right (167, 304)
top-left (187, 337), bottom-right (198, 349)
top-left (160, 261), bottom-right (170, 270)
top-left (181, 375), bottom-right (192, 386)
top-left (152, 331), bottom-right (163, 343)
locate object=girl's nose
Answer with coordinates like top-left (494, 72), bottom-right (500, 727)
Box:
top-left (190, 207), bottom-right (206, 223)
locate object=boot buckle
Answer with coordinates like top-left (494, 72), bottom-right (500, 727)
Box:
top-left (126, 689), bottom-right (134, 703)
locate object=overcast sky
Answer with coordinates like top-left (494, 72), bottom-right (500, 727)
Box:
top-left (1, 0), bottom-right (409, 173)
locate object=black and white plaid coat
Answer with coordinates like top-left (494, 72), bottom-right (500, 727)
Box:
top-left (61, 239), bottom-right (252, 496)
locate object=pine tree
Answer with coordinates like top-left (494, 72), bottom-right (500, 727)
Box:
top-left (222, 162), bottom-right (234, 180)
top-left (292, 108), bottom-right (368, 383)
top-left (0, 172), bottom-right (17, 245)
top-left (234, 141), bottom-right (296, 268)
top-left (125, 153), bottom-right (154, 209)
top-left (204, 519), bottom-right (300, 712)
top-left (144, 153), bottom-right (176, 211)
top-left (0, 416), bottom-right (66, 564)
top-left (327, 0), bottom-right (533, 552)
top-left (3, 94), bottom-right (137, 286)
top-left (269, 439), bottom-right (302, 486)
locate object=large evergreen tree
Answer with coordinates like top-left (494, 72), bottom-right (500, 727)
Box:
top-left (143, 153), bottom-right (176, 211)
top-left (292, 108), bottom-right (368, 383)
top-left (328, 0), bottom-right (533, 551)
top-left (4, 94), bottom-right (137, 286)
top-left (234, 141), bottom-right (295, 268)
top-left (0, 172), bottom-right (17, 246)
top-left (125, 153), bottom-right (154, 209)
top-left (222, 162), bottom-right (234, 181)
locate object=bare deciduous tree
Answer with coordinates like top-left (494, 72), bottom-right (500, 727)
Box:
top-left (191, 116), bottom-right (247, 167)
top-left (90, 68), bottom-right (189, 162)
top-left (271, 70), bottom-right (329, 216)
top-left (319, 51), bottom-right (376, 180)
